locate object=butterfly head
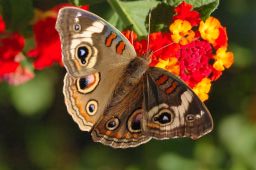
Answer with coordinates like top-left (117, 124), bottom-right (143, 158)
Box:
top-left (140, 50), bottom-right (153, 65)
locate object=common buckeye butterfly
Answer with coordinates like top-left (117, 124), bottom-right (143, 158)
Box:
top-left (55, 7), bottom-right (213, 148)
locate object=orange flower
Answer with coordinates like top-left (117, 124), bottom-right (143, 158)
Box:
top-left (213, 47), bottom-right (234, 71)
top-left (193, 78), bottom-right (212, 102)
top-left (169, 19), bottom-right (195, 45)
top-left (155, 57), bottom-right (180, 75)
top-left (199, 17), bottom-right (221, 44)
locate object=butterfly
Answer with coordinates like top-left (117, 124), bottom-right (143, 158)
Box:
top-left (55, 7), bottom-right (213, 148)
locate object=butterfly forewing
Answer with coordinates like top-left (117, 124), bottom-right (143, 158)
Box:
top-left (56, 7), bottom-right (137, 77)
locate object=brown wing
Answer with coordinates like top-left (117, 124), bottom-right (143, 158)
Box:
top-left (58, 7), bottom-right (138, 132)
top-left (142, 67), bottom-right (213, 140)
top-left (91, 79), bottom-right (151, 148)
top-left (56, 7), bottom-right (136, 78)
top-left (63, 65), bottom-right (127, 132)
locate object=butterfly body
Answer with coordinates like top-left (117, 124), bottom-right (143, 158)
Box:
top-left (56, 7), bottom-right (213, 148)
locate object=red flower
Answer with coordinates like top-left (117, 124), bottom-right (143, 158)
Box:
top-left (122, 30), bottom-right (138, 44)
top-left (177, 40), bottom-right (213, 87)
top-left (0, 33), bottom-right (25, 60)
top-left (0, 61), bottom-right (19, 76)
top-left (123, 32), bottom-right (180, 67)
top-left (28, 4), bottom-right (89, 70)
top-left (148, 32), bottom-right (180, 66)
top-left (28, 17), bottom-right (63, 70)
top-left (173, 1), bottom-right (201, 26)
top-left (0, 16), bottom-right (5, 33)
top-left (210, 68), bottom-right (222, 81)
top-left (214, 26), bottom-right (228, 49)
top-left (0, 33), bottom-right (25, 76)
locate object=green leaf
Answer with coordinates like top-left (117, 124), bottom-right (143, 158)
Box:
top-left (167, 0), bottom-right (217, 8)
top-left (195, 0), bottom-right (219, 20)
top-left (166, 0), bottom-right (219, 20)
top-left (107, 0), bottom-right (159, 37)
top-left (0, 0), bottom-right (33, 32)
top-left (107, 13), bottom-right (124, 30)
top-left (146, 3), bottom-right (174, 33)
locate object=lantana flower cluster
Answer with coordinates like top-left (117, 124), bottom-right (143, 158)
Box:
top-left (0, 1), bottom-right (233, 102)
top-left (0, 4), bottom-right (88, 85)
top-left (122, 2), bottom-right (234, 101)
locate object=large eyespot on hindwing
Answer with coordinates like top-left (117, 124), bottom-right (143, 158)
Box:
top-left (153, 108), bottom-right (174, 125)
top-left (75, 43), bottom-right (98, 67)
top-left (147, 103), bottom-right (175, 125)
top-left (105, 117), bottom-right (120, 131)
top-left (127, 109), bottom-right (143, 133)
top-left (76, 72), bottom-right (100, 94)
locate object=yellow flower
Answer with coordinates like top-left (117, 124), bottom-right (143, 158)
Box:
top-left (213, 47), bottom-right (234, 71)
top-left (155, 57), bottom-right (180, 75)
top-left (199, 17), bottom-right (221, 44)
top-left (169, 19), bottom-right (195, 45)
top-left (193, 78), bottom-right (212, 102)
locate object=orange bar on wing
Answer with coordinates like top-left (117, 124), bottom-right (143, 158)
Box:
top-left (116, 41), bottom-right (125, 55)
top-left (156, 75), bottom-right (168, 85)
top-left (165, 82), bottom-right (178, 94)
top-left (105, 32), bottom-right (117, 47)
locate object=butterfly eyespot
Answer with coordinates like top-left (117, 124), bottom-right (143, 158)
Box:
top-left (79, 77), bottom-right (88, 89)
top-left (106, 118), bottom-right (120, 131)
top-left (73, 23), bottom-right (81, 32)
top-left (153, 109), bottom-right (173, 124)
top-left (86, 100), bottom-right (98, 116)
top-left (77, 73), bottom-right (100, 94)
top-left (186, 114), bottom-right (195, 122)
top-left (77, 46), bottom-right (89, 65)
top-left (128, 109), bottom-right (143, 133)
top-left (75, 43), bottom-right (97, 68)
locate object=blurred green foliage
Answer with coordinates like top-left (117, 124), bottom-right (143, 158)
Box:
top-left (0, 0), bottom-right (256, 170)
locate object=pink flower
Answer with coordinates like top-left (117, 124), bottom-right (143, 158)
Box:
top-left (177, 40), bottom-right (213, 87)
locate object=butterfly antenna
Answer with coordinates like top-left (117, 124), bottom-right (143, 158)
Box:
top-left (152, 42), bottom-right (174, 54)
top-left (152, 36), bottom-right (201, 54)
top-left (146, 9), bottom-right (152, 54)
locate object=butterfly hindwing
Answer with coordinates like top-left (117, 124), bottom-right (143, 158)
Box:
top-left (142, 67), bottom-right (213, 140)
top-left (91, 79), bottom-right (151, 148)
